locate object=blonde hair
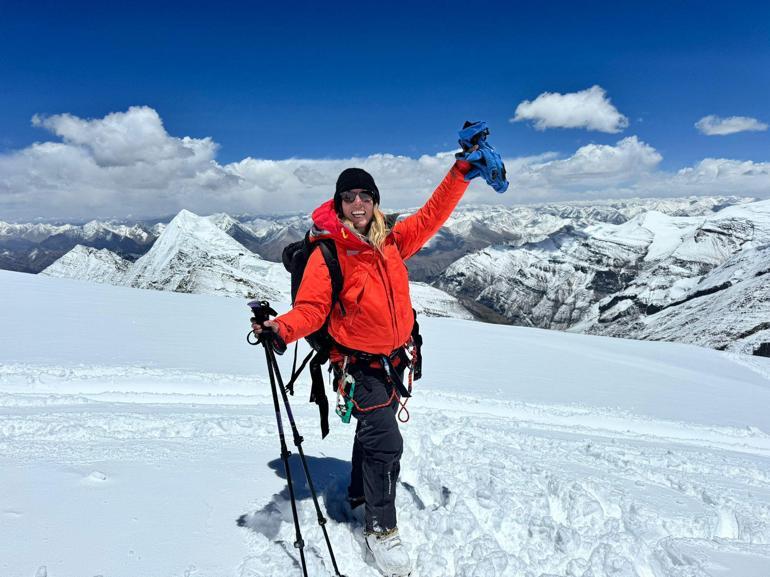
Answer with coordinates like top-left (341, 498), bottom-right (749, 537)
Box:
top-left (342, 205), bottom-right (390, 251)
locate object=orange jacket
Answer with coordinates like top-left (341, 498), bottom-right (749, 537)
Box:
top-left (274, 164), bottom-right (470, 354)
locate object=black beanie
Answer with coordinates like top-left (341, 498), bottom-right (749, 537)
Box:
top-left (334, 168), bottom-right (380, 213)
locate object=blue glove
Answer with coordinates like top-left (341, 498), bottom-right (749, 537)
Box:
top-left (455, 121), bottom-right (509, 193)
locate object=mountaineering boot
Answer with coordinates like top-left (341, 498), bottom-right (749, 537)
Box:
top-left (365, 528), bottom-right (412, 577)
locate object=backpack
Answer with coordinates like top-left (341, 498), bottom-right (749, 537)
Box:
top-left (282, 231), bottom-right (346, 352)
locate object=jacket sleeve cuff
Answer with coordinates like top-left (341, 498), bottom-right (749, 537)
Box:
top-left (454, 159), bottom-right (473, 175)
top-left (273, 318), bottom-right (294, 345)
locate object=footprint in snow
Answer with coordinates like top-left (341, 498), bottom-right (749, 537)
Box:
top-left (399, 481), bottom-right (426, 510)
top-left (82, 470), bottom-right (108, 483)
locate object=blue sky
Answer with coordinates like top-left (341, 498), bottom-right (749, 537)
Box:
top-left (1, 0), bottom-right (769, 220)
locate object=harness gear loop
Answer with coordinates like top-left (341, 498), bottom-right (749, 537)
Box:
top-left (397, 338), bottom-right (418, 423)
top-left (334, 356), bottom-right (355, 424)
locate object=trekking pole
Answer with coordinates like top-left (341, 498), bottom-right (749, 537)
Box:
top-left (247, 300), bottom-right (347, 577)
top-left (249, 302), bottom-right (308, 577)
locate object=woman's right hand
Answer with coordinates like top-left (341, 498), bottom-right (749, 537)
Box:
top-left (251, 319), bottom-right (282, 337)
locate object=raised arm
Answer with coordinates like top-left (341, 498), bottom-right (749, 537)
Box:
top-left (391, 161), bottom-right (471, 260)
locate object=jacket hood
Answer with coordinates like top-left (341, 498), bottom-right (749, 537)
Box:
top-left (310, 199), bottom-right (371, 251)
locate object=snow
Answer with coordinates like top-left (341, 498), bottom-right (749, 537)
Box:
top-left (41, 245), bottom-right (132, 283)
top-left (2, 269), bottom-right (770, 576)
top-left (408, 282), bottom-right (474, 320)
top-left (718, 199), bottom-right (770, 244)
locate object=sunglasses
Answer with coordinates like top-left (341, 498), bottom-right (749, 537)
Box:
top-left (340, 190), bottom-right (375, 204)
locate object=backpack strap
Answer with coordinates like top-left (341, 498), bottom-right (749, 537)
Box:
top-left (309, 349), bottom-right (331, 438)
top-left (293, 237), bottom-right (344, 439)
top-left (315, 239), bottom-right (346, 316)
top-left (410, 308), bottom-right (423, 381)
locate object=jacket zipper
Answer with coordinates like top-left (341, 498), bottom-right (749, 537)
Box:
top-left (376, 257), bottom-right (399, 350)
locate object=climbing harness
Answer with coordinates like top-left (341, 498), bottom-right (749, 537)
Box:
top-left (332, 337), bottom-right (421, 424)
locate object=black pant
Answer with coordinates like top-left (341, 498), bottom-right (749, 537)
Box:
top-left (345, 363), bottom-right (404, 533)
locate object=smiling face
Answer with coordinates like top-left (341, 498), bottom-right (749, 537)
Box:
top-left (340, 188), bottom-right (375, 233)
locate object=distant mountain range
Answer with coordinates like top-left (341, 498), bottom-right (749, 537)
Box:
top-left (0, 220), bottom-right (156, 273)
top-left (0, 213), bottom-right (307, 274)
top-left (5, 195), bottom-right (769, 355)
top-left (39, 209), bottom-right (472, 320)
top-left (42, 210), bottom-right (290, 301)
top-left (435, 199), bottom-right (770, 355)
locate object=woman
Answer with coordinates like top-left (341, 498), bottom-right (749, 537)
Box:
top-left (252, 158), bottom-right (473, 577)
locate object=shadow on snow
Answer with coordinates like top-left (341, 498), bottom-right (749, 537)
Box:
top-left (237, 454), bottom-right (357, 540)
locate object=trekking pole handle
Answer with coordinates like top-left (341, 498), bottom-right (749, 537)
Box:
top-left (248, 299), bottom-right (278, 323)
top-left (246, 300), bottom-right (287, 354)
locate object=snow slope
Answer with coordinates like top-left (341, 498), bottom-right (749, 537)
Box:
top-left (1, 270), bottom-right (770, 577)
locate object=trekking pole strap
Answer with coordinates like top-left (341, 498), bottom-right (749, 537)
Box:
top-left (285, 348), bottom-right (315, 394)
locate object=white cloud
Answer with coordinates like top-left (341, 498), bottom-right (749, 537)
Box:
top-left (530, 136), bottom-right (661, 183)
top-left (674, 158), bottom-right (770, 190)
top-left (0, 108), bottom-right (461, 220)
top-left (463, 138), bottom-right (769, 205)
top-left (1, 106), bottom-right (769, 222)
top-left (511, 85), bottom-right (629, 133)
top-left (31, 107), bottom-right (217, 167)
top-left (695, 115), bottom-right (768, 136)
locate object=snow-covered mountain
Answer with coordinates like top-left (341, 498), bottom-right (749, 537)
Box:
top-left (237, 214), bottom-right (309, 261)
top-left (442, 196), bottom-right (751, 240)
top-left (576, 202), bottom-right (770, 354)
top-left (42, 210), bottom-right (472, 319)
top-left (0, 221), bottom-right (75, 243)
top-left (0, 220), bottom-right (153, 244)
top-left (0, 219), bottom-right (157, 273)
top-left (205, 212), bottom-right (271, 256)
top-left (41, 210), bottom-right (290, 301)
top-left (437, 199), bottom-right (770, 355)
top-left (42, 245), bottom-right (132, 283)
top-left (405, 196), bottom-right (753, 282)
top-left (123, 209), bottom-right (290, 300)
top-left (1, 196), bottom-right (749, 276)
top-left (409, 282), bottom-right (474, 320)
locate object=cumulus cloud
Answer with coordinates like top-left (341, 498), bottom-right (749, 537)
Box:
top-left (673, 158), bottom-right (770, 190)
top-left (531, 136), bottom-right (661, 183)
top-left (1, 106), bottom-right (769, 222)
top-left (31, 107), bottom-right (217, 167)
top-left (458, 137), bottom-right (660, 204)
top-left (695, 115), bottom-right (768, 136)
top-left (511, 85), bottom-right (629, 133)
top-left (0, 107), bottom-right (462, 220)
top-left (464, 137), bottom-right (769, 205)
